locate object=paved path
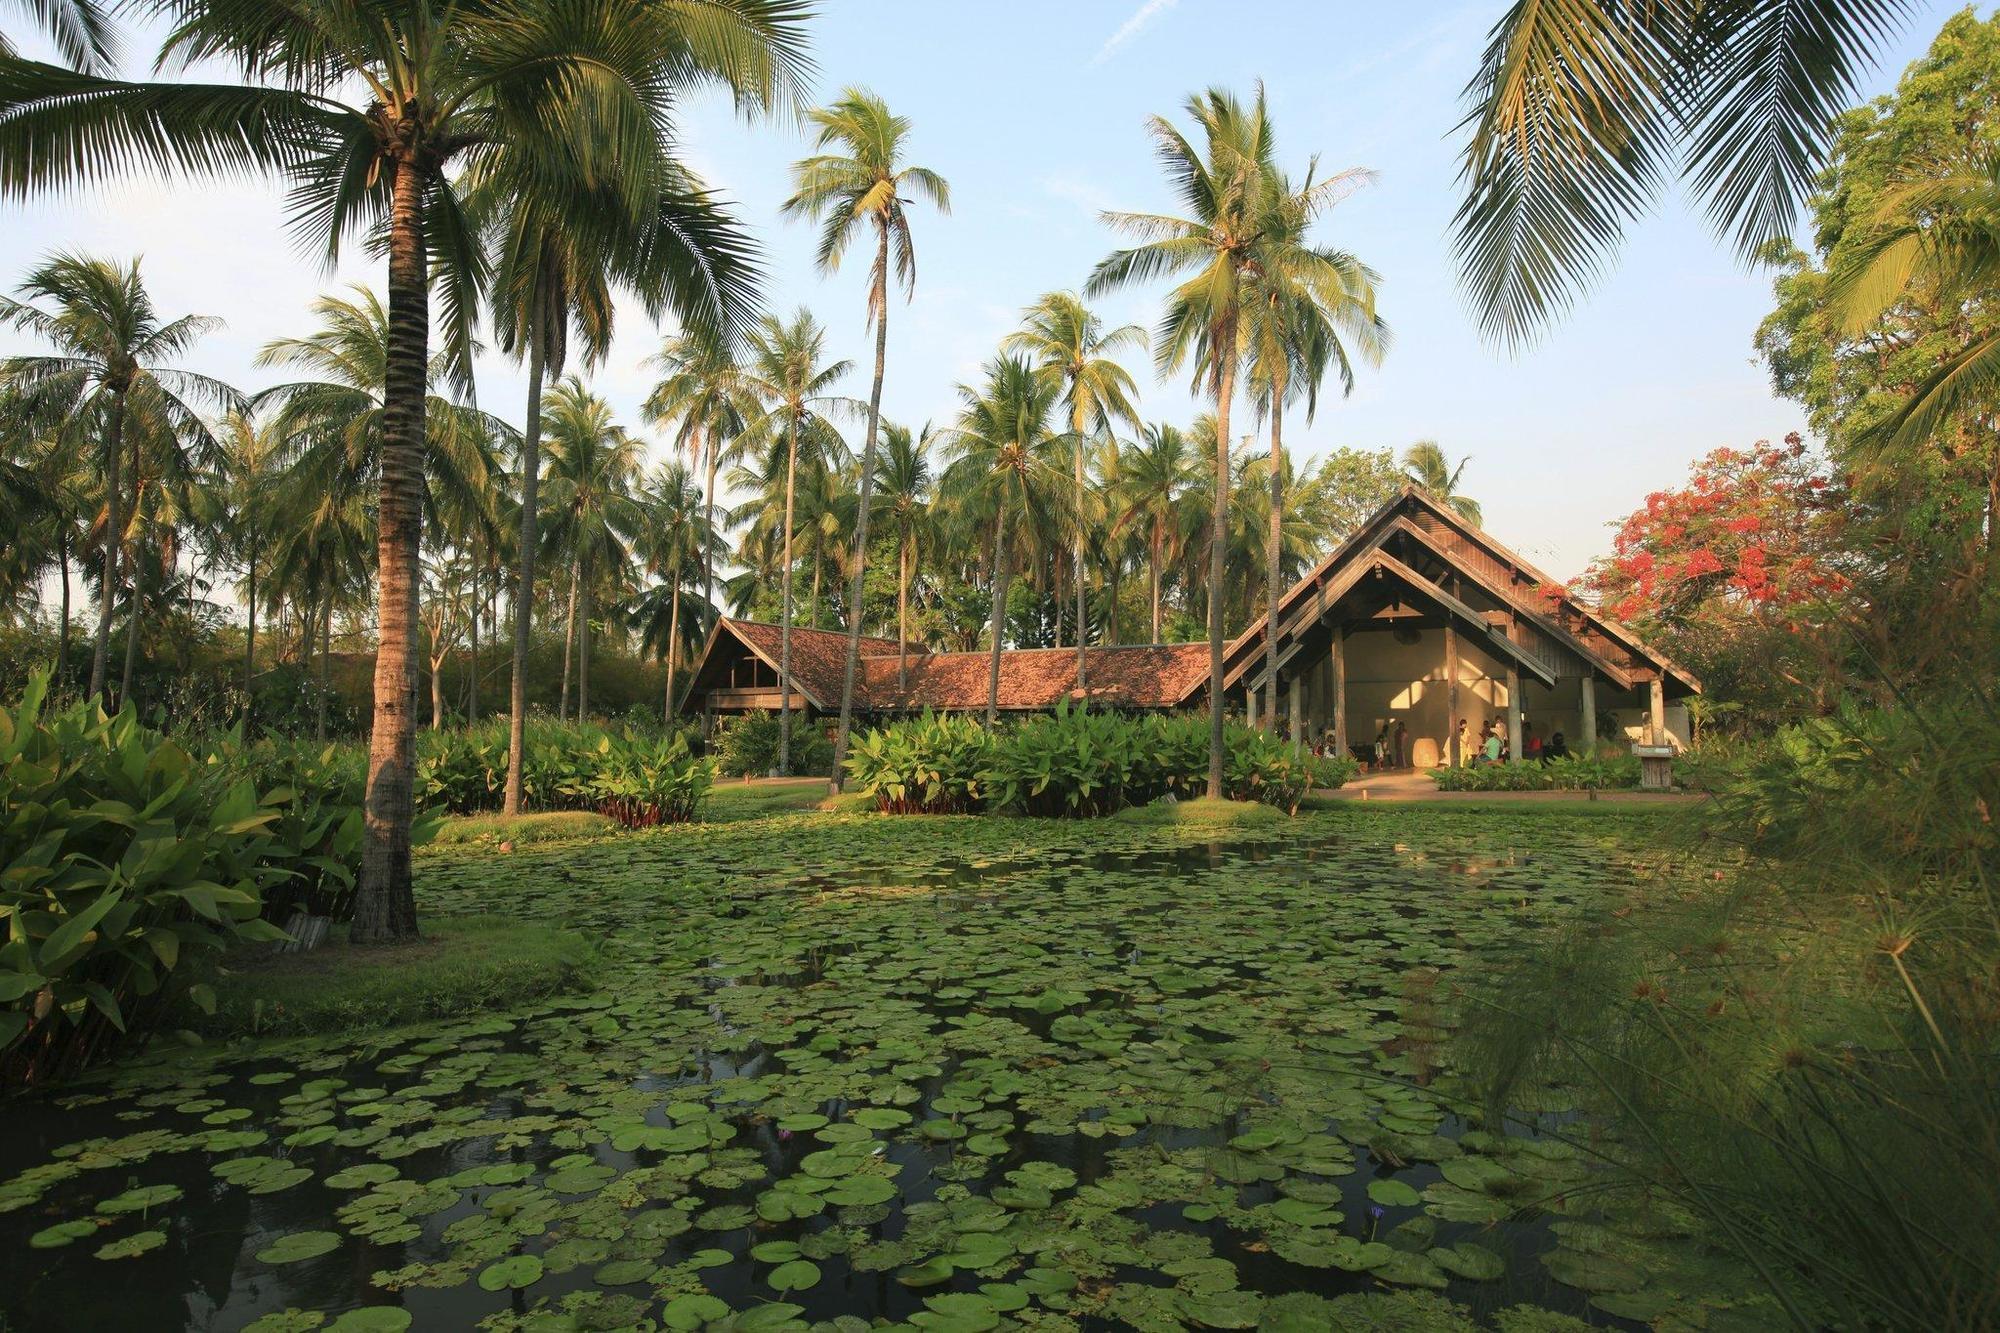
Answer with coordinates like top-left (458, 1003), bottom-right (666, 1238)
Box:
top-left (1319, 769), bottom-right (1701, 805)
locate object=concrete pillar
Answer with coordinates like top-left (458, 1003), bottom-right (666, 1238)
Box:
top-left (1288, 672), bottom-right (1302, 748)
top-left (1649, 675), bottom-right (1666, 745)
top-left (1331, 632), bottom-right (1347, 758)
top-left (1444, 624), bottom-right (1460, 766)
top-left (1506, 663), bottom-right (1522, 762)
top-left (1579, 675), bottom-right (1597, 750)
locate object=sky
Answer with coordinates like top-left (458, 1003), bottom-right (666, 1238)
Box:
top-left (0, 1), bottom-right (1975, 583)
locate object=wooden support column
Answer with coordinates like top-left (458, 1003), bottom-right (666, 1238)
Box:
top-left (1331, 631), bottom-right (1347, 758)
top-left (1649, 675), bottom-right (1666, 745)
top-left (1506, 663), bottom-right (1522, 762)
top-left (1247, 680), bottom-right (1259, 728)
top-left (1579, 675), bottom-right (1597, 749)
top-left (1444, 623), bottom-right (1460, 767)
top-left (1288, 671), bottom-right (1302, 750)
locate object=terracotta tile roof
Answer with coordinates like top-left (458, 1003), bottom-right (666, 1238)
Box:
top-left (709, 618), bottom-right (1210, 712)
top-left (857, 642), bottom-right (1210, 712)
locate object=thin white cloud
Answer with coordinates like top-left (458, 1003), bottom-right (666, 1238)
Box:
top-left (1090, 0), bottom-right (1178, 67)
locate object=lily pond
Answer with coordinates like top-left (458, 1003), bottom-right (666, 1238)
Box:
top-left (0, 808), bottom-right (1777, 1332)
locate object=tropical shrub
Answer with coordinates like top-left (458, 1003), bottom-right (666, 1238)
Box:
top-left (712, 710), bottom-right (834, 778)
top-left (989, 702), bottom-right (1154, 817)
top-left (589, 732), bottom-right (715, 827)
top-left (1, 675), bottom-right (292, 1089)
top-left (845, 712), bottom-right (994, 813)
top-left (1429, 753), bottom-right (1640, 792)
top-left (1221, 728), bottom-right (1350, 813)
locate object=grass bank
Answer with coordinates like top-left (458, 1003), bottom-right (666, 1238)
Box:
top-left (195, 919), bottom-right (599, 1038)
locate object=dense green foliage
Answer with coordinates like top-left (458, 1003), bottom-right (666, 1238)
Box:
top-left (845, 705), bottom-right (1355, 817)
top-left (840, 710), bottom-right (991, 813)
top-left (1461, 691), bottom-right (2000, 1327)
top-left (1430, 754), bottom-right (1641, 793)
top-left (711, 710), bottom-right (834, 778)
top-left (417, 721), bottom-right (713, 827)
top-left (1, 676), bottom-right (292, 1088)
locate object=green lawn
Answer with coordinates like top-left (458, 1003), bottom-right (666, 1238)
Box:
top-left (0, 804), bottom-right (1774, 1331)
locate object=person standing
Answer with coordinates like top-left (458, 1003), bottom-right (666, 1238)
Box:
top-left (1393, 719), bottom-right (1408, 768)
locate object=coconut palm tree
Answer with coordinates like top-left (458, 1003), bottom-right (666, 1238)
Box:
top-left (731, 310), bottom-right (854, 774)
top-left (1456, 0), bottom-right (1914, 347)
top-left (0, 0), bottom-right (813, 941)
top-left (939, 356), bottom-right (1067, 726)
top-left (0, 253), bottom-right (236, 704)
top-left (1115, 423), bottom-right (1202, 644)
top-left (781, 88), bottom-right (950, 792)
top-left (1088, 85), bottom-right (1276, 797)
top-left (539, 380), bottom-right (643, 723)
top-left (1243, 162), bottom-right (1387, 732)
top-left (1002, 291), bottom-right (1144, 690)
top-left (1401, 440), bottom-right (1481, 526)
top-left (628, 458), bottom-right (716, 720)
top-left (213, 411), bottom-right (283, 731)
top-left (877, 421), bottom-right (936, 687)
top-left (644, 327), bottom-right (750, 621)
top-left (0, 0), bottom-right (115, 69)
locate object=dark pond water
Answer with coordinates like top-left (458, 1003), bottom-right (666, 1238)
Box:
top-left (0, 813), bottom-right (1738, 1331)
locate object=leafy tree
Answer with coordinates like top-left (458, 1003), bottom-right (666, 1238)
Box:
top-left (782, 88), bottom-right (950, 793)
top-left (0, 0), bottom-right (814, 941)
top-left (1581, 435), bottom-right (1858, 728)
top-left (1454, 0), bottom-right (1921, 345)
top-left (1113, 422), bottom-right (1201, 644)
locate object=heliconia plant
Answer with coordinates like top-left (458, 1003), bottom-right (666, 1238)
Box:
top-left (843, 711), bottom-right (992, 814)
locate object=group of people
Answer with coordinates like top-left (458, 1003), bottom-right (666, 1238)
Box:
top-left (1313, 717), bottom-right (1573, 771)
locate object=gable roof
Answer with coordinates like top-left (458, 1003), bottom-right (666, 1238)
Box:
top-left (1224, 486), bottom-right (1700, 695)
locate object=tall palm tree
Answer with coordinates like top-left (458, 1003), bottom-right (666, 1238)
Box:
top-left (1455, 0), bottom-right (1915, 347)
top-left (1115, 422), bottom-right (1202, 644)
top-left (214, 410), bottom-right (282, 732)
top-left (1401, 440), bottom-right (1481, 526)
top-left (644, 328), bottom-right (749, 622)
top-left (1089, 85), bottom-right (1275, 797)
top-left (731, 309), bottom-right (853, 774)
top-left (628, 459), bottom-right (715, 720)
top-left (0, 253), bottom-right (235, 704)
top-left (0, 0), bottom-right (813, 942)
top-left (1003, 291), bottom-right (1144, 690)
top-left (877, 421), bottom-right (936, 687)
top-left (939, 356), bottom-right (1067, 726)
top-left (539, 380), bottom-right (643, 723)
top-left (1243, 162), bottom-right (1387, 732)
top-left (781, 88), bottom-right (950, 792)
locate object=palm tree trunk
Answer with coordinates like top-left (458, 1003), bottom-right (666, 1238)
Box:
top-left (56, 526), bottom-right (71, 691)
top-left (464, 565), bottom-right (478, 725)
top-left (559, 558), bottom-right (578, 719)
top-left (1073, 401), bottom-right (1088, 696)
top-left (1207, 343), bottom-right (1236, 799)
top-left (830, 230), bottom-right (893, 795)
top-left (809, 555), bottom-right (820, 628)
top-left (315, 595), bottom-right (331, 744)
top-left (242, 541), bottom-right (257, 733)
top-left (118, 420), bottom-right (145, 708)
top-left (986, 507), bottom-right (1010, 728)
top-left (701, 426), bottom-right (718, 613)
top-left (778, 413), bottom-right (801, 776)
top-left (663, 575), bottom-right (681, 724)
top-left (353, 155), bottom-right (430, 945)
top-left (897, 530), bottom-right (910, 690)
top-left (1262, 367), bottom-right (1287, 737)
top-left (430, 645), bottom-right (445, 728)
top-left (577, 561), bottom-right (591, 723)
top-left (88, 393), bottom-right (123, 702)
top-left (504, 336), bottom-right (546, 814)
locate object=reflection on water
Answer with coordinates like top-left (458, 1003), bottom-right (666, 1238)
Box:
top-left (0, 820), bottom-right (1652, 1331)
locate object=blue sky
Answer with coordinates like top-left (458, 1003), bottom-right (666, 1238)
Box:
top-left (0, 1), bottom-right (1973, 579)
